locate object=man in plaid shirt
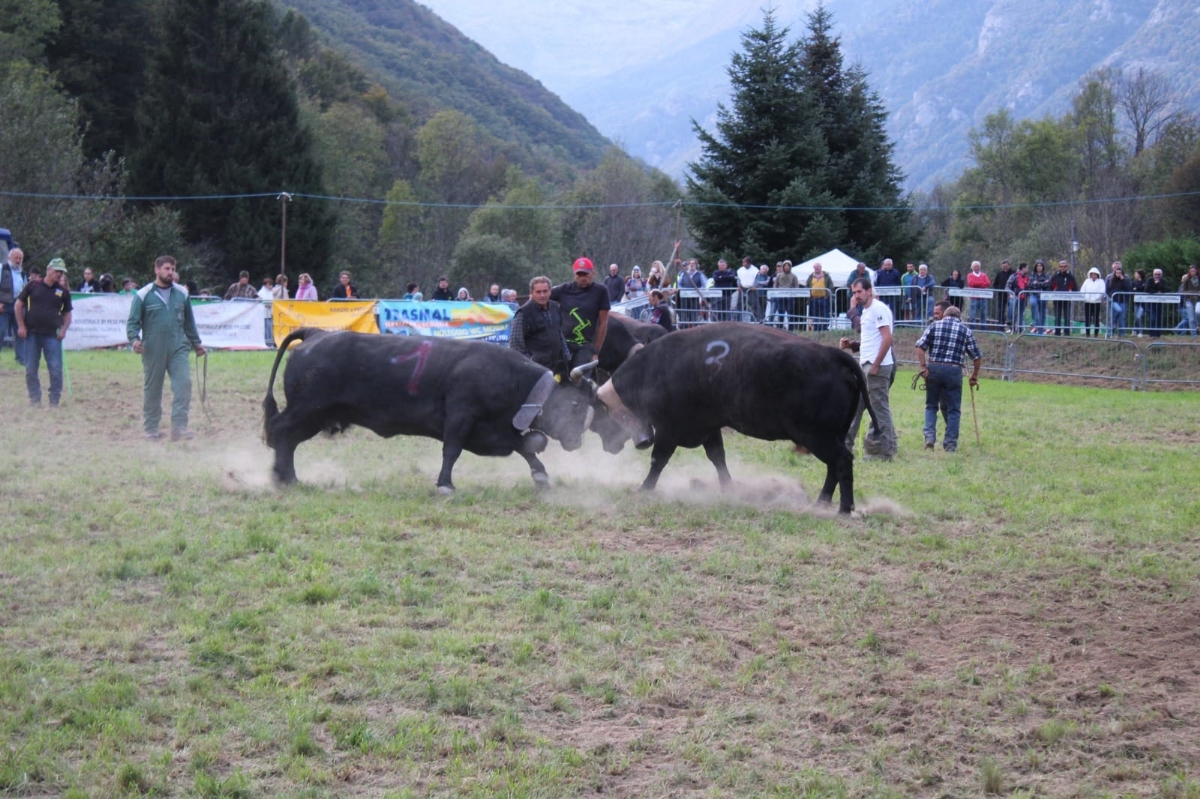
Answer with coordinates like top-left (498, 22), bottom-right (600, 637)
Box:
top-left (914, 305), bottom-right (982, 453)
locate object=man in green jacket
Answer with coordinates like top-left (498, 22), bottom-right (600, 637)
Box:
top-left (126, 255), bottom-right (206, 440)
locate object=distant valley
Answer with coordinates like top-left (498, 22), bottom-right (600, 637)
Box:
top-left (417, 0), bottom-right (1200, 190)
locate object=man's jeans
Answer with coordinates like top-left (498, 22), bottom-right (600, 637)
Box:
top-left (809, 297), bottom-right (830, 330)
top-left (1108, 300), bottom-right (1125, 337)
top-left (1029, 295), bottom-right (1045, 330)
top-left (25, 333), bottom-right (63, 406)
top-left (923, 363), bottom-right (963, 450)
top-left (1008, 296), bottom-right (1027, 332)
top-left (3, 308), bottom-right (27, 364)
top-left (845, 363), bottom-right (896, 457)
top-left (1182, 301), bottom-right (1198, 336)
top-left (969, 297), bottom-right (987, 326)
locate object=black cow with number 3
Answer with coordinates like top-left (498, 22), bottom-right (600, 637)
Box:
top-left (580, 322), bottom-right (878, 514)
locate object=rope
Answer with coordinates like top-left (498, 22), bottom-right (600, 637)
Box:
top-left (194, 351), bottom-right (214, 426)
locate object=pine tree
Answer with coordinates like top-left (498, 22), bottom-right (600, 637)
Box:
top-left (685, 6), bottom-right (912, 266)
top-left (130, 0), bottom-right (333, 281)
top-left (799, 5), bottom-right (913, 262)
top-left (43, 0), bottom-right (152, 160)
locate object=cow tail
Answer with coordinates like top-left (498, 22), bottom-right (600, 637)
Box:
top-left (262, 328), bottom-right (316, 448)
top-left (852, 359), bottom-right (881, 437)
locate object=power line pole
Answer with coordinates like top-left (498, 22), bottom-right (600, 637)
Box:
top-left (278, 192), bottom-right (293, 278)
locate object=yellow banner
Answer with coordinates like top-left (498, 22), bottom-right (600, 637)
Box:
top-left (271, 300), bottom-right (379, 346)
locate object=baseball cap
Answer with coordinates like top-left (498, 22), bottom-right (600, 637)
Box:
top-left (47, 258), bottom-right (67, 274)
top-left (573, 257), bottom-right (594, 274)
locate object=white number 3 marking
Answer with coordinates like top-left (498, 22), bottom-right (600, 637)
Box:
top-left (705, 340), bottom-right (730, 371)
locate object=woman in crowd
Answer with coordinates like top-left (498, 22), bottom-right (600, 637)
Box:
top-left (941, 268), bottom-right (964, 310)
top-left (624, 266), bottom-right (647, 301)
top-left (294, 273), bottom-right (318, 300)
top-left (646, 261), bottom-right (666, 290)
top-left (456, 287), bottom-right (473, 301)
top-left (272, 274), bottom-right (289, 300)
top-left (1027, 260), bottom-right (1052, 333)
top-left (1080, 267), bottom-right (1106, 337)
top-left (1130, 268), bottom-right (1146, 336)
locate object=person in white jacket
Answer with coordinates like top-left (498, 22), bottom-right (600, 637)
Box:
top-left (1080, 267), bottom-right (1106, 337)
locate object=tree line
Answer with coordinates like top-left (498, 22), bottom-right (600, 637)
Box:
top-left (4, 1), bottom-right (1195, 300)
top-left (0, 0), bottom-right (680, 297)
top-left (917, 66), bottom-right (1200, 286)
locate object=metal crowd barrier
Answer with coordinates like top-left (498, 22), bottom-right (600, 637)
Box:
top-left (1110, 292), bottom-right (1198, 339)
top-left (1009, 334), bottom-right (1141, 387)
top-left (1142, 341), bottom-right (1200, 389)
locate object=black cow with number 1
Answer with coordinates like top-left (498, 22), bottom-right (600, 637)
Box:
top-left (262, 328), bottom-right (597, 492)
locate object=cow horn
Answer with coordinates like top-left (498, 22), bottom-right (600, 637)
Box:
top-left (569, 362), bottom-right (599, 386)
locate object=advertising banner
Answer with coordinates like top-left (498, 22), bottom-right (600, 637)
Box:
top-left (63, 293), bottom-right (132, 350)
top-left (271, 300), bottom-right (380, 345)
top-left (192, 300), bottom-right (270, 350)
top-left (377, 300), bottom-right (513, 343)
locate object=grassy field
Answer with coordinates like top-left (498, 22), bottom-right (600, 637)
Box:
top-left (1, 348), bottom-right (1198, 798)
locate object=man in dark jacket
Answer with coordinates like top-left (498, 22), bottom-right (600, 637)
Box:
top-left (329, 270), bottom-right (359, 300)
top-left (1145, 268), bottom-right (1169, 337)
top-left (1049, 260), bottom-right (1078, 336)
top-left (992, 261), bottom-right (1015, 327)
top-left (710, 258), bottom-right (737, 313)
top-left (0, 247), bottom-right (28, 365)
top-left (647, 289), bottom-right (676, 332)
top-left (509, 276), bottom-right (570, 372)
top-left (874, 258), bottom-right (902, 318)
top-left (602, 264), bottom-right (625, 305)
top-left (1104, 261), bottom-right (1132, 336)
top-left (430, 276), bottom-right (452, 301)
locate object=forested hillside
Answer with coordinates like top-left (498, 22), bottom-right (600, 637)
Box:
top-left (274, 0), bottom-right (610, 179)
top-left (0, 0), bottom-right (681, 298)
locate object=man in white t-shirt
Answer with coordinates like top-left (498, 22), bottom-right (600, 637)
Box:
top-left (839, 277), bottom-right (897, 460)
top-left (735, 256), bottom-right (758, 313)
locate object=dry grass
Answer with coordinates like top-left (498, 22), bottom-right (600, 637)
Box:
top-left (0, 349), bottom-right (1198, 797)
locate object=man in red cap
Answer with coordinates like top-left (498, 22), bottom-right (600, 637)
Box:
top-left (551, 257), bottom-right (610, 368)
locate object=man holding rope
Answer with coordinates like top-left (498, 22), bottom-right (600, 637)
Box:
top-left (127, 255), bottom-right (206, 441)
top-left (914, 305), bottom-right (981, 453)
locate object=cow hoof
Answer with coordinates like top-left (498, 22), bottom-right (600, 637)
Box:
top-left (531, 471), bottom-right (550, 489)
top-left (437, 485), bottom-right (455, 496)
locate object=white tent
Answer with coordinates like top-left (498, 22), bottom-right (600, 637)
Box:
top-left (793, 248), bottom-right (872, 287)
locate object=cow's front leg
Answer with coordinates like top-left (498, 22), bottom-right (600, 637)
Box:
top-left (438, 418), bottom-right (471, 493)
top-left (519, 451), bottom-right (550, 489)
top-left (701, 430), bottom-right (732, 488)
top-left (639, 440), bottom-right (678, 491)
top-left (268, 411), bottom-right (322, 485)
top-left (436, 440), bottom-right (462, 494)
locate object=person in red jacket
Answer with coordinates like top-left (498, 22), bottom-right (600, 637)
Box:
top-left (965, 260), bottom-right (991, 326)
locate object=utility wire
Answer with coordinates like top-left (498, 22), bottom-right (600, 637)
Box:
top-left (2, 188), bottom-right (1199, 212)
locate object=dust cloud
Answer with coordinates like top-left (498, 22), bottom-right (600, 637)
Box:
top-left (179, 424), bottom-right (905, 517)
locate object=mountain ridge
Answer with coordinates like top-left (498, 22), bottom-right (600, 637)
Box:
top-left (276, 0), bottom-right (612, 177)
top-left (416, 0), bottom-right (1200, 190)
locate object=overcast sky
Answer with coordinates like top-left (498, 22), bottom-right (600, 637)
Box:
top-left (417, 0), bottom-right (809, 90)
